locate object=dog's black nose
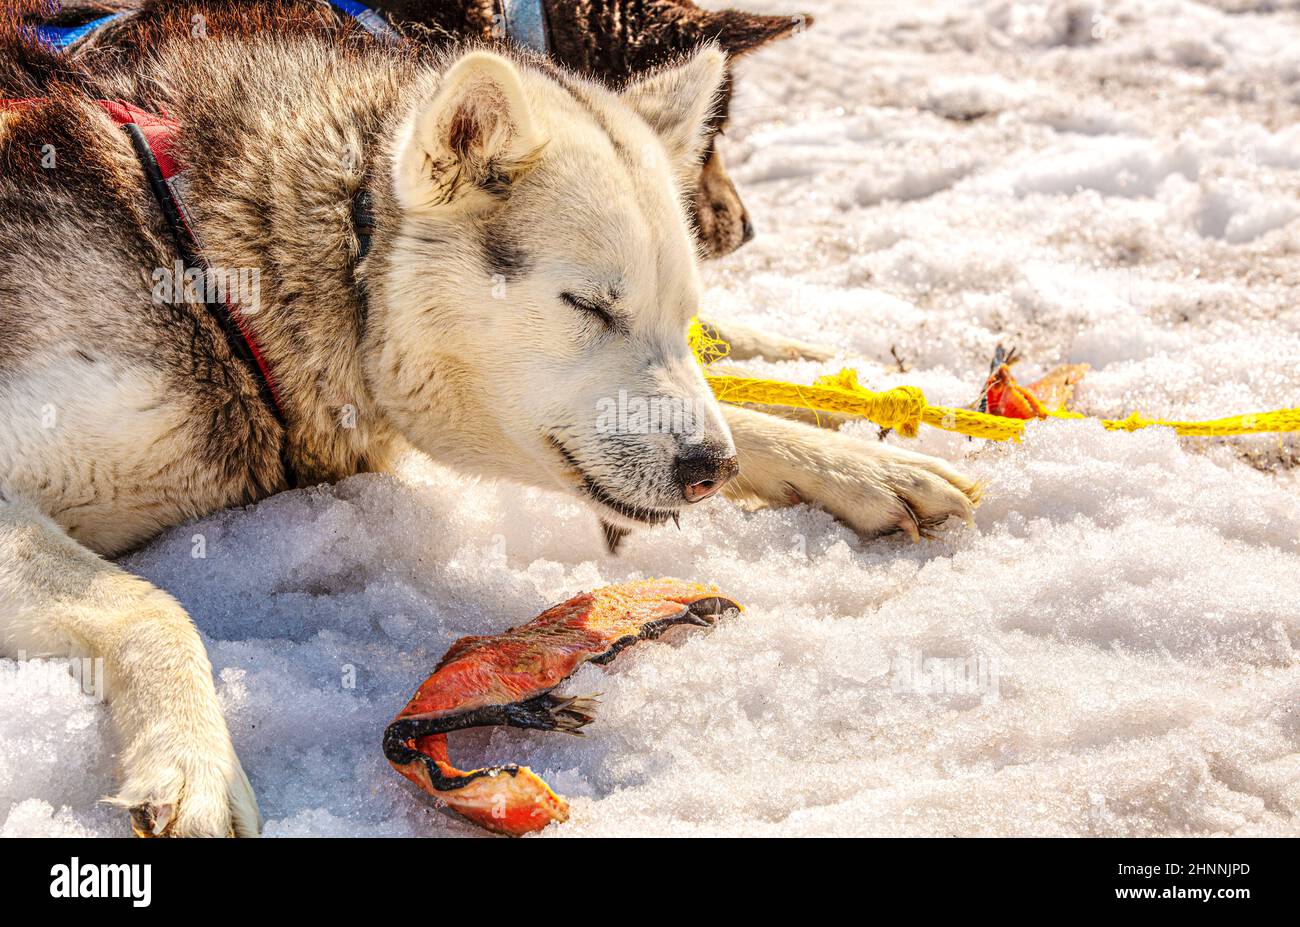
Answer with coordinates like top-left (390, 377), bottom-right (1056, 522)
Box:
top-left (675, 449), bottom-right (739, 503)
top-left (741, 214), bottom-right (756, 244)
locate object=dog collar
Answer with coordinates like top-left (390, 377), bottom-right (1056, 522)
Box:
top-left (73, 100), bottom-right (295, 483)
top-left (499, 0), bottom-right (549, 54)
top-left (352, 188), bottom-right (375, 261)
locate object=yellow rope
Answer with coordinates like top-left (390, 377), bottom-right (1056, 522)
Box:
top-left (688, 319), bottom-right (1300, 442)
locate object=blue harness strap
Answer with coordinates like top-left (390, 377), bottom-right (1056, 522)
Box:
top-left (35, 2), bottom-right (546, 55)
top-left (34, 11), bottom-right (128, 51)
top-left (328, 0), bottom-right (550, 52)
top-left (327, 0), bottom-right (400, 43)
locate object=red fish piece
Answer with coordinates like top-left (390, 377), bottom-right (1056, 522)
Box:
top-left (385, 579), bottom-right (742, 835)
top-left (979, 345), bottom-right (1089, 420)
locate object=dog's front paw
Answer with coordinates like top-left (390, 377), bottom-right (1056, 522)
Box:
top-left (724, 405), bottom-right (982, 542)
top-left (787, 438), bottom-right (981, 541)
top-left (111, 726), bottom-right (261, 837)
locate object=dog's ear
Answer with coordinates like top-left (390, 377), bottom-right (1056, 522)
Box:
top-left (620, 44), bottom-right (727, 184)
top-left (395, 51), bottom-right (548, 211)
top-left (705, 11), bottom-right (812, 57)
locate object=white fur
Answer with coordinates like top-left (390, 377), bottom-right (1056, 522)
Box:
top-left (376, 50), bottom-right (737, 524)
top-left (0, 359), bottom-right (259, 836)
top-left (0, 499), bottom-right (260, 838)
top-left (393, 51), bottom-right (547, 212)
top-left (620, 47), bottom-right (727, 186)
top-left (0, 358), bottom-right (225, 554)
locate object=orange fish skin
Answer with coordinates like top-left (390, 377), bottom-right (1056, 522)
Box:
top-left (393, 748), bottom-right (568, 837)
top-left (983, 365), bottom-right (1051, 419)
top-left (386, 578), bottom-right (741, 836)
top-left (1027, 363), bottom-right (1090, 412)
top-left (982, 363), bottom-right (1089, 420)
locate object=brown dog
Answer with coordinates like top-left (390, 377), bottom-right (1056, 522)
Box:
top-left (19, 0), bottom-right (810, 257)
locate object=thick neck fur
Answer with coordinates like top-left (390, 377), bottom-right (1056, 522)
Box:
top-left (133, 35), bottom-right (432, 484)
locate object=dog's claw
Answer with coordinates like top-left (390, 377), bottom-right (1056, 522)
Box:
top-left (671, 512), bottom-right (681, 530)
top-left (896, 500), bottom-right (923, 543)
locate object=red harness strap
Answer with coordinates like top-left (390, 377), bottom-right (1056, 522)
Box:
top-left (3, 97), bottom-right (289, 435)
top-left (97, 100), bottom-right (182, 174)
top-left (96, 99), bottom-right (289, 426)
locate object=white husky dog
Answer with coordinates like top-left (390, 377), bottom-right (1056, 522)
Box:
top-left (0, 32), bottom-right (977, 835)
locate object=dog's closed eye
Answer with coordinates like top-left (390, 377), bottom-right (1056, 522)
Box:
top-left (561, 292), bottom-right (620, 331)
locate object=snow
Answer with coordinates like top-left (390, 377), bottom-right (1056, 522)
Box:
top-left (4, 0), bottom-right (1300, 837)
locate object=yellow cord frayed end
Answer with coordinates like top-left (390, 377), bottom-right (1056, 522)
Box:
top-left (688, 318), bottom-right (731, 366)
